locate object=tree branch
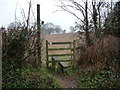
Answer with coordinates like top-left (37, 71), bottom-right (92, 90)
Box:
top-left (57, 4), bottom-right (85, 24)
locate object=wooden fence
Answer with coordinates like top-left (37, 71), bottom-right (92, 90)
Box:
top-left (46, 40), bottom-right (76, 70)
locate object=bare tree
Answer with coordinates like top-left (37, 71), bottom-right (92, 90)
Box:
top-left (57, 0), bottom-right (92, 47)
top-left (91, 0), bottom-right (102, 37)
top-left (97, 0), bottom-right (103, 29)
top-left (85, 0), bottom-right (92, 47)
top-left (26, 0), bottom-right (32, 30)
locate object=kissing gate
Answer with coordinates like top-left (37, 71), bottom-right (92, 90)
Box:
top-left (46, 40), bottom-right (76, 71)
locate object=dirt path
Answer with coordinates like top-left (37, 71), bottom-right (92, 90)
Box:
top-left (54, 72), bottom-right (79, 88)
top-left (59, 75), bottom-right (78, 88)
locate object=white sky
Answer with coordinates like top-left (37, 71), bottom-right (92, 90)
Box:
top-left (0, 0), bottom-right (76, 32)
top-left (0, 0), bottom-right (118, 32)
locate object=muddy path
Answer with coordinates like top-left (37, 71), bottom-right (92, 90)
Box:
top-left (53, 72), bottom-right (79, 88)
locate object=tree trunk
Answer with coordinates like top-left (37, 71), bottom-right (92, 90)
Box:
top-left (85, 0), bottom-right (92, 47)
top-left (98, 9), bottom-right (101, 29)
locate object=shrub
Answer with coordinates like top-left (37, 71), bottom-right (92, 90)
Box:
top-left (3, 68), bottom-right (61, 88)
top-left (2, 29), bottom-right (28, 87)
top-left (77, 35), bottom-right (120, 71)
top-left (2, 29), bottom-right (61, 88)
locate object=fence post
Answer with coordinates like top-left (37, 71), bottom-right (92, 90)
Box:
top-left (37, 4), bottom-right (42, 67)
top-left (0, 32), bottom-right (2, 90)
top-left (46, 40), bottom-right (48, 69)
top-left (52, 57), bottom-right (55, 71)
top-left (70, 41), bottom-right (73, 66)
top-left (73, 40), bottom-right (76, 68)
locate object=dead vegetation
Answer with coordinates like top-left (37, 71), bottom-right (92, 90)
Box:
top-left (77, 35), bottom-right (120, 71)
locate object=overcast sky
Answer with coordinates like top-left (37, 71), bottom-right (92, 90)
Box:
top-left (0, 0), bottom-right (76, 32)
top-left (0, 0), bottom-right (118, 32)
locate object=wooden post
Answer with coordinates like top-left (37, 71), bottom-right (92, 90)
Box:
top-left (0, 32), bottom-right (2, 90)
top-left (46, 40), bottom-right (48, 69)
top-left (52, 57), bottom-right (55, 71)
top-left (37, 4), bottom-right (42, 67)
top-left (70, 41), bottom-right (73, 66)
top-left (73, 40), bottom-right (76, 68)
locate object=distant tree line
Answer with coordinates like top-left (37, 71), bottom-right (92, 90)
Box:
top-left (2, 21), bottom-right (66, 35)
top-left (41, 22), bottom-right (66, 34)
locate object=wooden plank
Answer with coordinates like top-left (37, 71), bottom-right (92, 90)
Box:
top-left (59, 62), bottom-right (68, 68)
top-left (48, 53), bottom-right (73, 57)
top-left (48, 48), bottom-right (74, 51)
top-left (48, 59), bottom-right (72, 63)
top-left (48, 42), bottom-right (72, 45)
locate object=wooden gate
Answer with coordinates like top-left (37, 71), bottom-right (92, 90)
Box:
top-left (46, 40), bottom-right (76, 70)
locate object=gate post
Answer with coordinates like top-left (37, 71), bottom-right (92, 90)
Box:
top-left (73, 40), bottom-right (76, 68)
top-left (46, 40), bottom-right (48, 69)
top-left (37, 4), bottom-right (42, 67)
